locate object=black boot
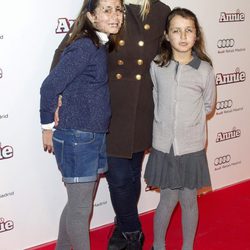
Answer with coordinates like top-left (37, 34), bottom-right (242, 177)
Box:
top-left (122, 231), bottom-right (145, 250)
top-left (107, 225), bottom-right (127, 250)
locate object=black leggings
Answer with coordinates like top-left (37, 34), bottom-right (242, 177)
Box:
top-left (106, 152), bottom-right (144, 232)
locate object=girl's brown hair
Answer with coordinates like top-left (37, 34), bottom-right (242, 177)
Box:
top-left (156, 7), bottom-right (212, 67)
top-left (67, 0), bottom-right (100, 47)
top-left (67, 0), bottom-right (123, 50)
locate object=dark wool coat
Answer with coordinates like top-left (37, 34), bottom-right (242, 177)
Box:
top-left (107, 1), bottom-right (171, 158)
top-left (50, 0), bottom-right (170, 158)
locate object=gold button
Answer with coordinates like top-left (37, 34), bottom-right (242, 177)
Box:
top-left (117, 60), bottom-right (124, 65)
top-left (135, 74), bottom-right (142, 80)
top-left (137, 59), bottom-right (143, 65)
top-left (116, 73), bottom-right (122, 79)
top-left (144, 24), bottom-right (150, 30)
top-left (138, 41), bottom-right (144, 47)
top-left (119, 40), bottom-right (125, 46)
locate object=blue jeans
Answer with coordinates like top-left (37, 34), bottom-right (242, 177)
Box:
top-left (53, 129), bottom-right (108, 183)
top-left (106, 151), bottom-right (144, 232)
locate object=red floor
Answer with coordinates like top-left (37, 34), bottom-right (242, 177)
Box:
top-left (28, 180), bottom-right (250, 250)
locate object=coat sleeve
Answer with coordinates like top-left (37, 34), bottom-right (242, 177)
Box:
top-left (50, 33), bottom-right (70, 71)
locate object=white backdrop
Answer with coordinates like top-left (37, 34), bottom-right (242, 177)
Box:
top-left (0, 1), bottom-right (249, 249)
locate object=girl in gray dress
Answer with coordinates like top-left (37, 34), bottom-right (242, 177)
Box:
top-left (144, 8), bottom-right (216, 250)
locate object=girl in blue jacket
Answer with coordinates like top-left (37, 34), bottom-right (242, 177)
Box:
top-left (40, 0), bottom-right (123, 249)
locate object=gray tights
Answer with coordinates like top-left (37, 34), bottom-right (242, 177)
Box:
top-left (56, 182), bottom-right (96, 250)
top-left (153, 188), bottom-right (198, 250)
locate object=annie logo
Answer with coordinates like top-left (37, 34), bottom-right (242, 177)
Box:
top-left (216, 68), bottom-right (246, 86)
top-left (0, 68), bottom-right (2, 79)
top-left (55, 18), bottom-right (75, 34)
top-left (0, 143), bottom-right (14, 160)
top-left (216, 127), bottom-right (241, 143)
top-left (0, 218), bottom-right (14, 233)
top-left (219, 10), bottom-right (245, 22)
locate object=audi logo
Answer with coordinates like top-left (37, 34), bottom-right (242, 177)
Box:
top-left (217, 39), bottom-right (235, 48)
top-left (214, 155), bottom-right (231, 166)
top-left (216, 100), bottom-right (233, 110)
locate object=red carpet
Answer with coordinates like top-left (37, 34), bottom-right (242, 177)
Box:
top-left (28, 180), bottom-right (250, 250)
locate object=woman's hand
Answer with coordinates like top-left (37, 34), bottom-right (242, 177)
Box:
top-left (42, 130), bottom-right (54, 153)
top-left (54, 95), bottom-right (62, 127)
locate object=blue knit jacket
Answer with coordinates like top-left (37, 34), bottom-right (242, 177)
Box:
top-left (40, 37), bottom-right (111, 132)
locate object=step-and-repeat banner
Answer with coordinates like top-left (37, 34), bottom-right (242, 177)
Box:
top-left (0, 0), bottom-right (249, 249)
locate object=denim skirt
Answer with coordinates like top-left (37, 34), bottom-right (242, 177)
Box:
top-left (144, 146), bottom-right (211, 190)
top-left (52, 129), bottom-right (108, 183)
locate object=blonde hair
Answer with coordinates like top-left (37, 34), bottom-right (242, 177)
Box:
top-left (139, 0), bottom-right (150, 19)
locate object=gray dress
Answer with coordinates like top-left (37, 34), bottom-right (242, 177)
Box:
top-left (144, 146), bottom-right (211, 190)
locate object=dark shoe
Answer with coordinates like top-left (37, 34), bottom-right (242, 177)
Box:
top-left (122, 231), bottom-right (145, 250)
top-left (107, 225), bottom-right (127, 250)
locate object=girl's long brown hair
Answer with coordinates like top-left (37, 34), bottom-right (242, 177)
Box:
top-left (67, 0), bottom-right (123, 50)
top-left (156, 7), bottom-right (213, 67)
top-left (67, 0), bottom-right (100, 47)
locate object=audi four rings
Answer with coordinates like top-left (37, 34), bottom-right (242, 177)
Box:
top-left (217, 39), bottom-right (235, 48)
top-left (214, 155), bottom-right (231, 166)
top-left (216, 100), bottom-right (233, 110)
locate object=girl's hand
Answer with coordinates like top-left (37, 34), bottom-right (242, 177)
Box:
top-left (42, 130), bottom-right (54, 154)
